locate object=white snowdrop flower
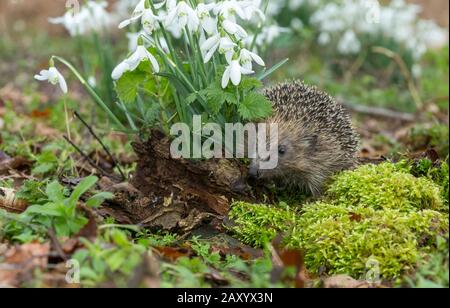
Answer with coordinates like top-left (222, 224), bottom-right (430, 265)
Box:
top-left (119, 0), bottom-right (166, 29)
top-left (239, 48), bottom-right (265, 71)
top-left (197, 3), bottom-right (217, 35)
top-left (337, 30), bottom-right (361, 55)
top-left (213, 0), bottom-right (247, 21)
top-left (49, 8), bottom-right (89, 36)
top-left (126, 44), bottom-right (160, 72)
top-left (252, 25), bottom-right (289, 46)
top-left (88, 76), bottom-right (97, 88)
top-left (240, 0), bottom-right (265, 22)
top-left (112, 39), bottom-right (160, 80)
top-left (290, 18), bottom-right (304, 31)
top-left (165, 1), bottom-right (200, 33)
top-left (201, 34), bottom-right (236, 63)
top-left (141, 9), bottom-right (161, 34)
top-left (86, 1), bottom-right (112, 31)
top-left (318, 32), bottom-right (331, 45)
top-left (50, 0), bottom-right (113, 36)
top-left (34, 66), bottom-right (68, 94)
top-left (222, 19), bottom-right (248, 39)
top-left (222, 59), bottom-right (254, 88)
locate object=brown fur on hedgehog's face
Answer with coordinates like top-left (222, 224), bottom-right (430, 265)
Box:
top-left (248, 124), bottom-right (319, 187)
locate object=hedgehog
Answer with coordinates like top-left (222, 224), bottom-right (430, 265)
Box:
top-left (248, 80), bottom-right (360, 196)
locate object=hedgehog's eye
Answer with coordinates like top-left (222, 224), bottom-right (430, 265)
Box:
top-left (278, 145), bottom-right (287, 155)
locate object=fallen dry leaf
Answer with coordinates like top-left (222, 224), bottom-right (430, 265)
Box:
top-left (0, 242), bottom-right (50, 287)
top-left (323, 275), bottom-right (371, 288)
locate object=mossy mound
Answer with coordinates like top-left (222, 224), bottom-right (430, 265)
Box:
top-left (230, 163), bottom-right (449, 280)
top-left (326, 163), bottom-right (445, 212)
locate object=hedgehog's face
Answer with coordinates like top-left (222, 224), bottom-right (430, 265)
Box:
top-left (249, 127), bottom-right (318, 182)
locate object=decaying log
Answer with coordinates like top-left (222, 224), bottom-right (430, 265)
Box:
top-left (101, 130), bottom-right (253, 232)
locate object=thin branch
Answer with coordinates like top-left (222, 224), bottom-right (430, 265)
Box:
top-left (372, 46), bottom-right (424, 110)
top-left (63, 135), bottom-right (111, 177)
top-left (74, 111), bottom-right (126, 180)
top-left (340, 101), bottom-right (416, 122)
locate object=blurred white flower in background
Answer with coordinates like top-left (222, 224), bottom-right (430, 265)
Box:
top-left (49, 1), bottom-right (113, 36)
top-left (308, 0), bottom-right (447, 63)
top-left (337, 30), bottom-right (361, 55)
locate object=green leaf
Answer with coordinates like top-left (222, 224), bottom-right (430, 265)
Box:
top-left (144, 103), bottom-right (161, 126)
top-left (86, 192), bottom-right (114, 208)
top-left (115, 71), bottom-right (146, 103)
top-left (107, 250), bottom-right (127, 271)
top-left (32, 162), bottom-right (56, 175)
top-left (238, 92), bottom-right (273, 120)
top-left (46, 181), bottom-right (65, 203)
top-left (240, 77), bottom-right (263, 90)
top-left (257, 58), bottom-right (289, 81)
top-left (69, 176), bottom-right (98, 206)
top-left (26, 204), bottom-right (62, 217)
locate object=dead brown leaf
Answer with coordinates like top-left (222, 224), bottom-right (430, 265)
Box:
top-left (0, 242), bottom-right (50, 287)
top-left (322, 275), bottom-right (371, 288)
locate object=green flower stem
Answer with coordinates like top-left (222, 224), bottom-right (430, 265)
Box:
top-left (52, 56), bottom-right (126, 131)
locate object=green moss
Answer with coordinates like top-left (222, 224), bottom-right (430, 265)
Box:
top-left (230, 163), bottom-right (449, 280)
top-left (327, 163), bottom-right (446, 212)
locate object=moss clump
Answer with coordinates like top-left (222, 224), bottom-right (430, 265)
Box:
top-left (326, 163), bottom-right (445, 212)
top-left (229, 202), bottom-right (300, 247)
top-left (407, 159), bottom-right (449, 207)
top-left (230, 163), bottom-right (449, 280)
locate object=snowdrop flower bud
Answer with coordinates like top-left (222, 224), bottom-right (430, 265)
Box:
top-left (34, 62), bottom-right (68, 94)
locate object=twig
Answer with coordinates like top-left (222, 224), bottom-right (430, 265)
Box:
top-left (74, 111), bottom-right (126, 180)
top-left (63, 135), bottom-right (111, 177)
top-left (47, 227), bottom-right (68, 261)
top-left (340, 101), bottom-right (416, 122)
top-left (372, 46), bottom-right (424, 110)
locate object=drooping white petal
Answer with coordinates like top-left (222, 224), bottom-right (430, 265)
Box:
top-left (230, 60), bottom-right (242, 86)
top-left (57, 70), bottom-right (68, 93)
top-left (143, 48), bottom-right (160, 73)
top-left (203, 42), bottom-right (220, 63)
top-left (112, 61), bottom-right (130, 80)
top-left (201, 34), bottom-right (220, 52)
top-left (221, 66), bottom-right (231, 89)
top-left (250, 51), bottom-right (265, 66)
